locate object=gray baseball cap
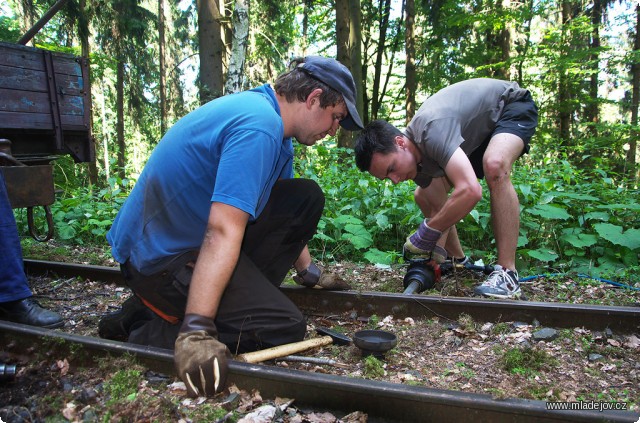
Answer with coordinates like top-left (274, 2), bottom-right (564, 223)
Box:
top-left (297, 56), bottom-right (364, 131)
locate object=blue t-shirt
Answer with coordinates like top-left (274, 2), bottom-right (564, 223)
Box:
top-left (107, 84), bottom-right (294, 274)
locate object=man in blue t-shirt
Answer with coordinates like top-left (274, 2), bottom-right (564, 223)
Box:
top-left (100, 56), bottom-right (363, 397)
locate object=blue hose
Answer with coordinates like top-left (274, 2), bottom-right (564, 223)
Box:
top-left (518, 273), bottom-right (640, 291)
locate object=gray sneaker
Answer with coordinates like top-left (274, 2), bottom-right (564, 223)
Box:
top-left (474, 265), bottom-right (521, 299)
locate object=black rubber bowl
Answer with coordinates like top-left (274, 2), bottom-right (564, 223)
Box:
top-left (353, 329), bottom-right (397, 358)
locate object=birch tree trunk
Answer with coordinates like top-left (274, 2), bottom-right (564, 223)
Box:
top-left (224, 0), bottom-right (249, 94)
top-left (628, 4), bottom-right (639, 183)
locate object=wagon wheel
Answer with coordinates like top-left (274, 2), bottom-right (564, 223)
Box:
top-left (27, 205), bottom-right (54, 242)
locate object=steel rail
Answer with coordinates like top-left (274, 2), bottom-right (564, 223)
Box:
top-left (24, 259), bottom-right (640, 332)
top-left (1, 320), bottom-right (637, 423)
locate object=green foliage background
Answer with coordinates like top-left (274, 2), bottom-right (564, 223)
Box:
top-left (17, 140), bottom-right (639, 285)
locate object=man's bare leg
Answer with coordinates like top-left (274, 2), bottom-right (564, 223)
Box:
top-left (482, 133), bottom-right (524, 272)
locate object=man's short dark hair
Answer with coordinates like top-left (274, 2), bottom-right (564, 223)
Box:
top-left (274, 57), bottom-right (344, 109)
top-left (354, 120), bottom-right (403, 172)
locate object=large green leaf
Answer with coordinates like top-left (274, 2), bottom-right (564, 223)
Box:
top-left (374, 212), bottom-right (391, 230)
top-left (334, 214), bottom-right (364, 226)
top-left (582, 211), bottom-right (610, 222)
top-left (593, 224), bottom-right (640, 250)
top-left (527, 204), bottom-right (571, 220)
top-left (364, 248), bottom-right (393, 265)
top-left (596, 204), bottom-right (640, 211)
top-left (57, 225), bottom-right (76, 240)
top-left (343, 223), bottom-right (373, 249)
top-left (527, 248), bottom-right (558, 262)
top-left (551, 192), bottom-right (600, 201)
top-left (517, 233), bottom-right (528, 248)
top-left (561, 233), bottom-right (598, 248)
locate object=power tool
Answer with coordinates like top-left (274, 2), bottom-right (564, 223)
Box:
top-left (402, 257), bottom-right (496, 295)
top-left (402, 258), bottom-right (441, 294)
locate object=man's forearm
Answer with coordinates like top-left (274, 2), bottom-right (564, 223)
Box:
top-left (185, 231), bottom-right (240, 318)
top-left (184, 202), bottom-right (248, 319)
top-left (429, 185), bottom-right (481, 231)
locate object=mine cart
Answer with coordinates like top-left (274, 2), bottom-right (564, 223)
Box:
top-left (0, 39), bottom-right (94, 240)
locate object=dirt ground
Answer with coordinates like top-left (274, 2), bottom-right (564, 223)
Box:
top-left (1, 242), bottom-right (639, 422)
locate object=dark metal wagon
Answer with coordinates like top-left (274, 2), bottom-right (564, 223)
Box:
top-left (0, 39), bottom-right (94, 240)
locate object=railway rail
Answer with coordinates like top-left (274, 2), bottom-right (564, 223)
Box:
top-left (1, 320), bottom-right (638, 422)
top-left (23, 259), bottom-right (640, 332)
top-left (4, 259), bottom-right (638, 421)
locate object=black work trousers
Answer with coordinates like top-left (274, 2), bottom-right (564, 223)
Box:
top-left (123, 178), bottom-right (325, 353)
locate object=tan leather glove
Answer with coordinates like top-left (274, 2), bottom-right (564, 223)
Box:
top-left (174, 314), bottom-right (231, 397)
top-left (404, 240), bottom-right (448, 264)
top-left (293, 262), bottom-right (351, 290)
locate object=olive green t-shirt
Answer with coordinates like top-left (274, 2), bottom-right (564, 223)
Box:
top-left (405, 78), bottom-right (527, 188)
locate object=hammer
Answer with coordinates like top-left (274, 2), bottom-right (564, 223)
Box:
top-left (235, 327), bottom-right (351, 364)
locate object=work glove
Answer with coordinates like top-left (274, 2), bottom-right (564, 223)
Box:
top-left (293, 262), bottom-right (351, 290)
top-left (174, 314), bottom-right (231, 398)
top-left (403, 220), bottom-right (447, 264)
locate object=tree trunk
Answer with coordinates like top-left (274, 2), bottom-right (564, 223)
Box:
top-left (159, 0), bottom-right (167, 136)
top-left (302, 0), bottom-right (312, 55)
top-left (586, 0), bottom-right (601, 136)
top-left (379, 1), bottom-right (404, 121)
top-left (349, 0), bottom-right (364, 126)
top-left (515, 0), bottom-right (534, 86)
top-left (197, 0), bottom-right (225, 104)
top-left (628, 4), bottom-right (639, 183)
top-left (79, 0), bottom-right (98, 185)
top-left (371, 0), bottom-right (392, 120)
top-left (99, 79), bottom-right (110, 181)
top-left (165, 2), bottom-right (186, 119)
top-left (224, 0), bottom-right (249, 94)
top-left (498, 0), bottom-right (511, 80)
top-left (336, 0), bottom-right (349, 67)
top-left (336, 0), bottom-right (363, 148)
top-left (336, 0), bottom-right (351, 148)
top-left (116, 60), bottom-right (126, 181)
top-left (16, 0), bottom-right (36, 45)
top-left (558, 1), bottom-right (571, 142)
top-left (405, 0), bottom-right (415, 124)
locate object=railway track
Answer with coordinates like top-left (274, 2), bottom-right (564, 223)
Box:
top-left (5, 259), bottom-right (638, 422)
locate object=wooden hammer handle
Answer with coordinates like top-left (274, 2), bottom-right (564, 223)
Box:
top-left (236, 335), bottom-right (334, 363)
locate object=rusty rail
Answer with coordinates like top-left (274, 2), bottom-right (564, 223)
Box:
top-left (23, 259), bottom-right (640, 333)
top-left (1, 320), bottom-right (637, 422)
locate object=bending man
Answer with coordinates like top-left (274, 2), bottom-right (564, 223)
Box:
top-left (355, 78), bottom-right (537, 299)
